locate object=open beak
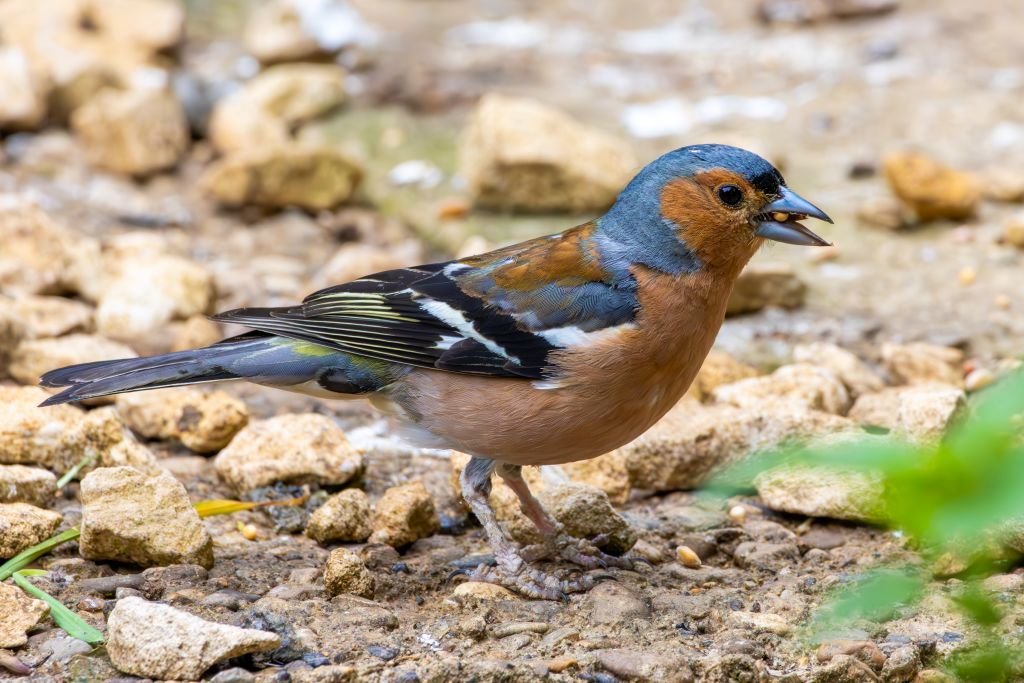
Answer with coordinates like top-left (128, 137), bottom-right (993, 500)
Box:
top-left (755, 187), bottom-right (833, 247)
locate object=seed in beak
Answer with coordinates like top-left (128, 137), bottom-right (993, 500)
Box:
top-left (772, 212), bottom-right (790, 222)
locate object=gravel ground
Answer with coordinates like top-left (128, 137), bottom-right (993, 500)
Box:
top-left (1, 0), bottom-right (1023, 681)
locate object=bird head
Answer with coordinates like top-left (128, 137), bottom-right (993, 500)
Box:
top-left (598, 144), bottom-right (832, 275)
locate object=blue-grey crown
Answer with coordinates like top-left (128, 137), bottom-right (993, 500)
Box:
top-left (594, 145), bottom-right (785, 277)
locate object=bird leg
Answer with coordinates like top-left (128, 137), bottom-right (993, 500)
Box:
top-left (495, 463), bottom-right (633, 570)
top-left (458, 456), bottom-right (598, 600)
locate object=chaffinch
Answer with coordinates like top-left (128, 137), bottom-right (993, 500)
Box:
top-left (40, 144), bottom-right (832, 599)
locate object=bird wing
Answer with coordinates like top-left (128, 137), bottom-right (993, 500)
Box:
top-left (212, 224), bottom-right (639, 380)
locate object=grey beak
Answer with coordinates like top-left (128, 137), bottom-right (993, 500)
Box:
top-left (755, 187), bottom-right (833, 247)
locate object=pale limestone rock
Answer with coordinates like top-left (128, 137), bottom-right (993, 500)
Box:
top-left (882, 342), bottom-right (964, 387)
top-left (979, 168), bottom-right (1024, 203)
top-left (729, 611), bottom-right (794, 635)
top-left (0, 503), bottom-right (62, 559)
top-left (756, 465), bottom-right (886, 523)
top-left (460, 94), bottom-right (637, 213)
top-left (452, 581), bottom-right (517, 601)
top-left (306, 488), bottom-right (373, 543)
top-left (244, 0), bottom-right (322, 62)
top-left (793, 342), bottom-right (885, 398)
top-left (0, 202), bottom-right (94, 298)
top-left (893, 383), bottom-right (966, 444)
top-left (243, 0), bottom-right (373, 63)
top-left (727, 261), bottom-right (807, 315)
top-left (0, 581), bottom-right (49, 648)
top-left (208, 63), bottom-right (345, 153)
top-left (369, 481), bottom-right (439, 548)
top-left (201, 146), bottom-right (363, 211)
top-left (170, 315), bottom-right (222, 352)
top-left (71, 87), bottom-right (189, 175)
top-left (0, 304), bottom-right (27, 373)
top-left (533, 483), bottom-right (635, 554)
top-left (5, 295), bottom-right (94, 339)
top-left (116, 388), bottom-right (249, 453)
top-left (323, 547), bottom-right (374, 598)
top-left (0, 46), bottom-right (50, 130)
top-left (79, 466), bottom-right (213, 568)
top-left (0, 0), bottom-right (182, 101)
top-left (0, 386), bottom-right (84, 468)
top-left (306, 240), bottom-right (424, 294)
top-left (711, 363), bottom-right (851, 415)
top-left (686, 350), bottom-right (761, 402)
top-left (0, 465), bottom-right (57, 506)
top-left (95, 255), bottom-right (215, 343)
top-left (617, 401), bottom-right (854, 491)
top-left (74, 408), bottom-right (163, 476)
top-left (848, 387), bottom-right (902, 430)
top-left (9, 334), bottom-right (136, 386)
top-left (107, 596), bottom-right (279, 680)
top-left (754, 432), bottom-right (891, 523)
top-left (884, 152), bottom-right (980, 222)
top-left (560, 451), bottom-right (631, 505)
top-left (0, 388), bottom-right (158, 474)
top-left (214, 413), bottom-right (364, 492)
top-left (86, 0), bottom-right (185, 55)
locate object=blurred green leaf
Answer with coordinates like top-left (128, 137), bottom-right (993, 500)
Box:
top-left (708, 367), bottom-right (1024, 677)
top-left (805, 569), bottom-right (925, 641)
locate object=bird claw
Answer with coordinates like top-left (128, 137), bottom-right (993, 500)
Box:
top-left (521, 532), bottom-right (637, 571)
top-left (461, 562), bottom-right (597, 602)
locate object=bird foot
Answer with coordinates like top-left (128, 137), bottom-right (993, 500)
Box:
top-left (457, 561), bottom-right (608, 601)
top-left (520, 532), bottom-right (636, 570)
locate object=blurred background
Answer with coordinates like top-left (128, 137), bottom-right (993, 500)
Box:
top-left (3, 1), bottom-right (1024, 680)
top-left (2, 0), bottom-right (1023, 372)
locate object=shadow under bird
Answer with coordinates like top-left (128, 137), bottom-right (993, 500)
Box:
top-left (39, 144), bottom-right (832, 600)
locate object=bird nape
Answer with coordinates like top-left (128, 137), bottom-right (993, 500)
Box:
top-left (38, 144), bottom-right (833, 600)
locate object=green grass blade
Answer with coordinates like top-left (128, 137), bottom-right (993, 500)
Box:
top-left (0, 528), bottom-right (80, 581)
top-left (56, 449), bottom-right (100, 489)
top-left (12, 571), bottom-right (104, 645)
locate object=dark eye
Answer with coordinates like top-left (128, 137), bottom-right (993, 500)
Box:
top-left (717, 185), bottom-right (744, 207)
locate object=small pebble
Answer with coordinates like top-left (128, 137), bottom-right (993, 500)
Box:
top-left (367, 645), bottom-right (399, 661)
top-left (965, 367), bottom-right (996, 392)
top-left (675, 545), bottom-right (702, 568)
top-left (994, 294), bottom-right (1011, 309)
top-left (457, 615), bottom-right (487, 640)
top-left (728, 505), bottom-right (748, 524)
top-left (488, 621), bottom-right (549, 638)
top-left (545, 656), bottom-right (578, 673)
top-left (238, 522), bottom-right (260, 541)
top-left (957, 266), bottom-right (977, 285)
top-left (76, 597), bottom-right (104, 611)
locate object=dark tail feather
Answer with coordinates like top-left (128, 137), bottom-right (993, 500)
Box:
top-left (39, 344), bottom-right (249, 406)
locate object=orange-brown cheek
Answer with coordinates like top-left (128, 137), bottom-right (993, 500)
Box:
top-left (660, 176), bottom-right (735, 260)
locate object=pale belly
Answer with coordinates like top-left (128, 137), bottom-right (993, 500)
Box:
top-left (379, 352), bottom-right (705, 466)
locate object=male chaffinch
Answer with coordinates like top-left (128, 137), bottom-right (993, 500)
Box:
top-left (40, 144), bottom-right (832, 600)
